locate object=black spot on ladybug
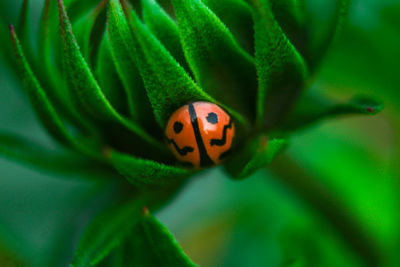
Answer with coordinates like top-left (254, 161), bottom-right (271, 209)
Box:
top-left (206, 112), bottom-right (218, 124)
top-left (173, 121), bottom-right (183, 134)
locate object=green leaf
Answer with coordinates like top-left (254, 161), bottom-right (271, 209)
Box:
top-left (38, 0), bottom-right (102, 136)
top-left (126, 209), bottom-right (197, 266)
top-left (106, 0), bottom-right (156, 127)
top-left (142, 0), bottom-right (190, 73)
top-left (0, 132), bottom-right (110, 177)
top-left (95, 35), bottom-right (129, 115)
top-left (202, 0), bottom-right (254, 54)
top-left (282, 92), bottom-right (383, 131)
top-left (270, 0), bottom-right (307, 54)
top-left (109, 0), bottom-right (217, 129)
top-left (58, 0), bottom-right (164, 150)
top-left (17, 0), bottom-right (32, 59)
top-left (72, 0), bottom-right (107, 66)
top-left (10, 26), bottom-right (98, 157)
top-left (71, 198), bottom-right (145, 267)
top-left (172, 0), bottom-right (257, 119)
top-left (224, 136), bottom-right (288, 179)
top-left (249, 0), bottom-right (308, 128)
top-left (306, 0), bottom-right (351, 71)
top-left (107, 149), bottom-right (194, 187)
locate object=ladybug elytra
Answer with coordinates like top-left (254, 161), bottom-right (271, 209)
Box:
top-left (165, 102), bottom-right (235, 168)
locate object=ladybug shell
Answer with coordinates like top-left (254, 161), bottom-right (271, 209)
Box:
top-left (165, 102), bottom-right (235, 168)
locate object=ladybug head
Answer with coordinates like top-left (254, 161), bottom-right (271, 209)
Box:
top-left (165, 102), bottom-right (235, 168)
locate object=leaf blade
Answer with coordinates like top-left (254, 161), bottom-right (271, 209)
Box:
top-left (306, 0), bottom-right (351, 71)
top-left (126, 210), bottom-right (197, 267)
top-left (224, 137), bottom-right (288, 179)
top-left (172, 0), bottom-right (257, 119)
top-left (108, 0), bottom-right (217, 128)
top-left (10, 25), bottom-right (90, 152)
top-left (58, 0), bottom-right (164, 150)
top-left (142, 0), bottom-right (189, 73)
top-left (71, 198), bottom-right (144, 267)
top-left (283, 93), bottom-right (383, 131)
top-left (106, 0), bottom-right (156, 127)
top-left (202, 0), bottom-right (254, 54)
top-left (107, 149), bottom-right (194, 187)
top-left (249, 0), bottom-right (308, 127)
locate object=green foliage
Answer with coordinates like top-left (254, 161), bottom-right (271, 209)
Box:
top-left (109, 0), bottom-right (217, 128)
top-left (249, 0), bottom-right (308, 128)
top-left (172, 0), bottom-right (257, 119)
top-left (0, 133), bottom-right (109, 177)
top-left (107, 0), bottom-right (155, 126)
top-left (142, 0), bottom-right (190, 72)
top-left (225, 137), bottom-right (288, 178)
top-left (0, 0), bottom-right (390, 266)
top-left (59, 0), bottom-right (163, 150)
top-left (71, 198), bottom-right (145, 267)
top-left (284, 92), bottom-right (383, 130)
top-left (306, 0), bottom-right (351, 70)
top-left (124, 209), bottom-right (197, 266)
top-left (107, 149), bottom-right (194, 187)
top-left (202, 0), bottom-right (254, 54)
top-left (10, 26), bottom-right (98, 157)
top-left (95, 35), bottom-right (129, 115)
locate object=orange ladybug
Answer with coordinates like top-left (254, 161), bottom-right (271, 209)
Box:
top-left (165, 102), bottom-right (235, 168)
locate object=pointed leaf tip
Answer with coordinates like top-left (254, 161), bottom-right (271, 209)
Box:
top-left (172, 0), bottom-right (257, 119)
top-left (283, 93), bottom-right (383, 131)
top-left (58, 0), bottom-right (165, 151)
top-left (108, 0), bottom-right (216, 128)
top-left (128, 213), bottom-right (198, 266)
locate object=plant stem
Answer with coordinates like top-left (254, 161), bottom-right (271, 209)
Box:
top-left (269, 153), bottom-right (382, 267)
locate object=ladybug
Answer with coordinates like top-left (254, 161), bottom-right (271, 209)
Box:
top-left (165, 102), bottom-right (235, 168)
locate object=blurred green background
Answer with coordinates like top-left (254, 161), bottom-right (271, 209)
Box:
top-left (1, 0), bottom-right (400, 266)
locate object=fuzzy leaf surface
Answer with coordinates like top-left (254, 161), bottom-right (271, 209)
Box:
top-left (142, 0), bottom-right (189, 72)
top-left (106, 0), bottom-right (154, 125)
top-left (10, 26), bottom-right (96, 156)
top-left (108, 149), bottom-right (193, 186)
top-left (202, 0), bottom-right (254, 54)
top-left (173, 0), bottom-right (257, 119)
top-left (270, 0), bottom-right (307, 54)
top-left (58, 0), bottom-right (163, 149)
top-left (108, 0), bottom-right (217, 128)
top-left (72, 0), bottom-right (107, 65)
top-left (95, 35), bottom-right (129, 115)
top-left (249, 0), bottom-right (308, 127)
